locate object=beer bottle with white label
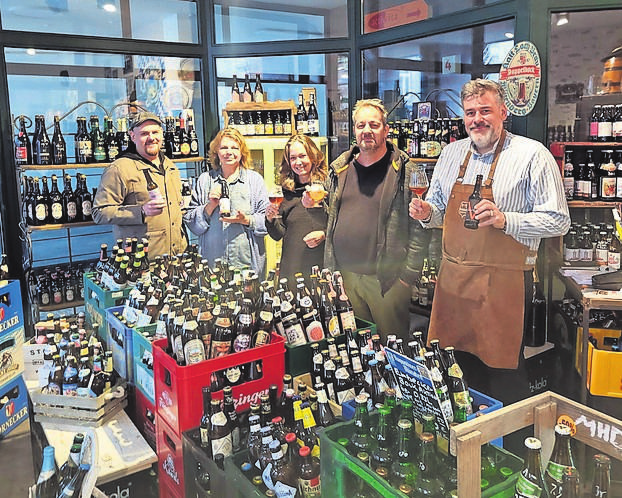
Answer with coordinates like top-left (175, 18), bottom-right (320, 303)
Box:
top-left (563, 149), bottom-right (575, 200)
top-left (209, 399), bottom-right (233, 458)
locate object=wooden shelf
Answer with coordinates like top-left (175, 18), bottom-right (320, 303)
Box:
top-left (551, 141), bottom-right (622, 147)
top-left (18, 156), bottom-right (204, 171)
top-left (28, 220), bottom-right (95, 231)
top-left (409, 158), bottom-right (438, 164)
top-left (39, 299), bottom-right (84, 312)
top-left (567, 200), bottom-right (619, 208)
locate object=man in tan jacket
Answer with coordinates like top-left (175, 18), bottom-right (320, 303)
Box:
top-left (93, 112), bottom-right (187, 257)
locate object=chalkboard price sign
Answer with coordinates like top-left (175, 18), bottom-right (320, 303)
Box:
top-left (384, 348), bottom-right (452, 443)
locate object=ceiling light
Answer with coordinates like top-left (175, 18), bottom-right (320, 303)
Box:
top-left (103, 3), bottom-right (116, 12)
top-left (556, 13), bottom-right (569, 26)
top-left (504, 32), bottom-right (514, 39)
top-left (26, 48), bottom-right (36, 56)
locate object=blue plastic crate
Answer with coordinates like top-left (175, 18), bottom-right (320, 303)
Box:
top-left (106, 306), bottom-right (135, 382)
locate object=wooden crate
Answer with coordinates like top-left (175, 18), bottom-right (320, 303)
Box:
top-left (30, 381), bottom-right (128, 427)
top-left (223, 100), bottom-right (296, 134)
top-left (450, 391), bottom-right (622, 497)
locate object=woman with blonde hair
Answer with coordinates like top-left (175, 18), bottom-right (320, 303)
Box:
top-left (185, 127), bottom-right (268, 275)
top-left (266, 133), bottom-right (328, 284)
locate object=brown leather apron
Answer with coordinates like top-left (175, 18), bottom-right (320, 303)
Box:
top-left (428, 131), bottom-right (535, 369)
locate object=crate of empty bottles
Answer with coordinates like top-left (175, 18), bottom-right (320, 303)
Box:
top-left (152, 332), bottom-right (285, 437)
top-left (319, 404), bottom-right (523, 498)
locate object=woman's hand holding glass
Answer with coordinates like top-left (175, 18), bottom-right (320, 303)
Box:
top-left (303, 181), bottom-right (327, 208)
top-left (268, 185), bottom-right (284, 219)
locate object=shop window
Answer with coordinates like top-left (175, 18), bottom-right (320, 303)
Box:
top-left (6, 48), bottom-right (204, 266)
top-left (214, 0), bottom-right (347, 43)
top-left (0, 0), bottom-right (198, 43)
top-left (215, 53), bottom-right (349, 161)
top-left (362, 0), bottom-right (505, 34)
top-left (362, 19), bottom-right (514, 121)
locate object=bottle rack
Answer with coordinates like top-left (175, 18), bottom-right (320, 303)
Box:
top-left (223, 100), bottom-right (297, 136)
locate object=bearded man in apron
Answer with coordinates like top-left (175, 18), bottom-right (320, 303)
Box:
top-left (409, 79), bottom-right (570, 405)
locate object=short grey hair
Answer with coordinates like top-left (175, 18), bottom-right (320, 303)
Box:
top-left (352, 99), bottom-right (388, 126)
top-left (461, 79), bottom-right (506, 107)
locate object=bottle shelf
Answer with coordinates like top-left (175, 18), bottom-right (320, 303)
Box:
top-left (38, 299), bottom-right (84, 312)
top-left (18, 156), bottom-right (204, 171)
top-left (409, 158), bottom-right (438, 164)
top-left (567, 200), bottom-right (619, 208)
top-left (551, 141), bottom-right (622, 147)
top-left (28, 220), bottom-right (95, 231)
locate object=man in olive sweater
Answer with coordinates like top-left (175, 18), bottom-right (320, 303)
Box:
top-left (324, 99), bottom-right (439, 340)
top-left (93, 112), bottom-right (187, 257)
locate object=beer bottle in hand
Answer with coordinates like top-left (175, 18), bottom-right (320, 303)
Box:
top-left (218, 177), bottom-right (231, 218)
top-left (464, 174), bottom-right (483, 229)
top-left (143, 169), bottom-right (163, 203)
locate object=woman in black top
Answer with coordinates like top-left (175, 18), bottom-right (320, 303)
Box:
top-left (266, 134), bottom-right (328, 284)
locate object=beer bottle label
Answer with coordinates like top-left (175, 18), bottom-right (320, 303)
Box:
top-left (15, 146), bottom-right (27, 160)
top-left (233, 333), bottom-right (251, 352)
top-left (66, 201), bottom-right (77, 219)
top-left (210, 433), bottom-right (233, 458)
top-left (155, 320), bottom-right (167, 339)
top-left (608, 250), bottom-right (621, 270)
top-left (284, 321), bottom-right (306, 346)
top-left (210, 339), bottom-right (231, 358)
top-left (184, 338), bottom-right (206, 365)
top-left (545, 461), bottom-right (567, 488)
top-left (339, 310), bottom-right (356, 331)
top-left (200, 426), bottom-right (209, 446)
top-left (284, 122), bottom-right (292, 135)
top-left (35, 203), bottom-right (47, 221)
top-left (261, 463), bottom-right (274, 490)
top-left (225, 366), bottom-right (242, 385)
top-left (299, 476), bottom-right (321, 497)
top-left (515, 473), bottom-right (543, 497)
top-left (305, 317), bottom-right (325, 342)
top-left (40, 292), bottom-right (50, 305)
top-left (326, 316), bottom-right (340, 338)
top-left (53, 290), bottom-right (62, 304)
top-left (337, 386), bottom-right (356, 405)
top-left (51, 202), bottom-right (63, 220)
top-left (82, 200), bottom-right (92, 216)
top-left (254, 329), bottom-right (270, 347)
top-left (47, 379), bottom-right (62, 395)
top-left (447, 363), bottom-right (464, 378)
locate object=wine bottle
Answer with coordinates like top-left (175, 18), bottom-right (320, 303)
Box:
top-left (242, 73), bottom-right (253, 103)
top-left (296, 93), bottom-right (308, 134)
top-left (307, 93), bottom-right (319, 137)
top-left (51, 115), bottom-right (67, 165)
top-left (15, 115), bottom-right (32, 166)
top-left (231, 74), bottom-right (241, 103)
top-left (34, 115), bottom-right (52, 165)
top-left (253, 73), bottom-right (264, 103)
top-left (35, 446), bottom-right (59, 498)
top-left (90, 115), bottom-right (106, 163)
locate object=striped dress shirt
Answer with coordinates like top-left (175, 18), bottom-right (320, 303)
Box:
top-left (422, 131), bottom-right (570, 265)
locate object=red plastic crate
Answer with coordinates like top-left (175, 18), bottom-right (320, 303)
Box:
top-left (156, 415), bottom-right (185, 497)
top-left (153, 332), bottom-right (285, 437)
top-left (134, 386), bottom-right (156, 451)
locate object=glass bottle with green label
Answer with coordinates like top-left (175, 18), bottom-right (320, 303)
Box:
top-left (515, 437), bottom-right (549, 497)
top-left (544, 424), bottom-right (576, 498)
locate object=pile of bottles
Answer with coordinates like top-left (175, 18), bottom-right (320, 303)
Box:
top-left (559, 295), bottom-right (622, 330)
top-left (34, 434), bottom-right (92, 498)
top-left (588, 103), bottom-right (622, 142)
top-left (22, 173), bottom-right (93, 226)
top-left (31, 262), bottom-right (91, 308)
top-left (162, 111), bottom-right (201, 159)
top-left (563, 221), bottom-right (622, 268)
top-left (226, 109), bottom-right (293, 137)
top-left (196, 378), bottom-right (323, 496)
top-left (515, 426), bottom-right (612, 498)
top-left (14, 108), bottom-right (200, 167)
top-left (34, 312), bottom-right (116, 398)
top-left (547, 123), bottom-right (575, 146)
top-left (388, 117), bottom-right (468, 159)
top-left (562, 148), bottom-right (622, 202)
top-left (295, 92), bottom-right (320, 137)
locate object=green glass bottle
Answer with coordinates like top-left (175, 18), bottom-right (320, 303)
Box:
top-left (350, 393), bottom-right (371, 456)
top-left (544, 424), bottom-right (576, 498)
top-left (414, 432), bottom-right (445, 497)
top-left (515, 437), bottom-right (549, 498)
top-left (390, 419), bottom-right (418, 488)
top-left (370, 405), bottom-right (393, 472)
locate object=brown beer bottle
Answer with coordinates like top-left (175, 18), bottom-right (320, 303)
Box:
top-left (590, 454), bottom-right (610, 498)
top-left (464, 174), bottom-right (483, 229)
top-left (208, 399), bottom-right (233, 458)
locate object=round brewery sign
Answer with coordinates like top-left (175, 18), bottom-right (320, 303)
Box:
top-left (499, 41), bottom-right (541, 116)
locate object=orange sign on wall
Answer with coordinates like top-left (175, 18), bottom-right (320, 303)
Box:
top-left (364, 0), bottom-right (429, 33)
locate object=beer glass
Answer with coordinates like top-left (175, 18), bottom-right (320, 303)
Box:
top-left (268, 185), bottom-right (284, 218)
top-left (305, 180), bottom-right (327, 207)
top-left (409, 168), bottom-right (429, 199)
